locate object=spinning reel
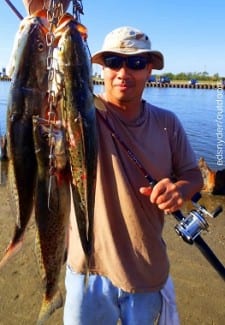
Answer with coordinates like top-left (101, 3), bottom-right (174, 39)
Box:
top-left (175, 193), bottom-right (223, 244)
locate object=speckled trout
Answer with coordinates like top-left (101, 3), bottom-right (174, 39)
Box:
top-left (0, 15), bottom-right (48, 269)
top-left (32, 116), bottom-right (70, 325)
top-left (56, 17), bottom-right (97, 262)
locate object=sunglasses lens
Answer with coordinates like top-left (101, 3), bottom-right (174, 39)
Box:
top-left (103, 56), bottom-right (123, 69)
top-left (103, 55), bottom-right (149, 70)
top-left (127, 56), bottom-right (148, 70)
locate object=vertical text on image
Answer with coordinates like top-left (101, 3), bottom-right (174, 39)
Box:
top-left (216, 81), bottom-right (224, 166)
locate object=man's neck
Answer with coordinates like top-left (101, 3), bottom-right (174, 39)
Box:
top-left (100, 94), bottom-right (143, 122)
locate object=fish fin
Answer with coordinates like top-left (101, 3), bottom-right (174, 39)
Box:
top-left (7, 160), bottom-right (20, 227)
top-left (0, 238), bottom-right (23, 270)
top-left (37, 289), bottom-right (63, 325)
top-left (55, 14), bottom-right (88, 41)
top-left (35, 229), bottom-right (45, 279)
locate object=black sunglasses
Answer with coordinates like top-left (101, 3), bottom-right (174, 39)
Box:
top-left (103, 55), bottom-right (150, 70)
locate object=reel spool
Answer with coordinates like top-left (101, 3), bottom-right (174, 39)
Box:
top-left (175, 197), bottom-right (223, 244)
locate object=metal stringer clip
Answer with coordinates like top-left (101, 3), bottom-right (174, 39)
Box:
top-left (72, 0), bottom-right (84, 21)
top-left (45, 0), bottom-right (64, 207)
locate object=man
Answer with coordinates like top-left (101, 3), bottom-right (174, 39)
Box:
top-left (64, 26), bottom-right (203, 324)
top-left (17, 2), bottom-right (203, 320)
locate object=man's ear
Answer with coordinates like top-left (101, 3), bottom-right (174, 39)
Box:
top-left (147, 64), bottom-right (153, 80)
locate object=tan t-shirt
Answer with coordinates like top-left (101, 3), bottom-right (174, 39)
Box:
top-left (67, 97), bottom-right (198, 293)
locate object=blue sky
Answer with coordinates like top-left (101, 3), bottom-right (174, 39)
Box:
top-left (0, 0), bottom-right (224, 76)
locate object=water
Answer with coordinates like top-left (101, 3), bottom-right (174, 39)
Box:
top-left (144, 86), bottom-right (221, 169)
top-left (1, 81), bottom-right (224, 169)
top-left (0, 81), bottom-right (9, 135)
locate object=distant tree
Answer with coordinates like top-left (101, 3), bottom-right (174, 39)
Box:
top-left (212, 73), bottom-right (220, 81)
top-left (176, 72), bottom-right (188, 80)
top-left (149, 71), bottom-right (223, 82)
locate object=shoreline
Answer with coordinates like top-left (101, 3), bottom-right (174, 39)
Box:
top-left (1, 78), bottom-right (225, 90)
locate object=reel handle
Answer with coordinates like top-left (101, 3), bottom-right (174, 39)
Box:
top-left (211, 205), bottom-right (223, 218)
top-left (191, 192), bottom-right (202, 203)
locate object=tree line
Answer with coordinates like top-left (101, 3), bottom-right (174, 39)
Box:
top-left (153, 71), bottom-right (224, 82)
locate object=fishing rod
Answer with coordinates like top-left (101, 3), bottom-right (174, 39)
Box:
top-left (97, 109), bottom-right (225, 281)
top-left (4, 0), bottom-right (24, 20)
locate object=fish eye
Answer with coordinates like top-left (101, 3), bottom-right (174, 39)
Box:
top-left (58, 44), bottom-right (64, 52)
top-left (42, 131), bottom-right (49, 141)
top-left (37, 41), bottom-right (44, 52)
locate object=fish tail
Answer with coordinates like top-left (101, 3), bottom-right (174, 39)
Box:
top-left (37, 289), bottom-right (63, 325)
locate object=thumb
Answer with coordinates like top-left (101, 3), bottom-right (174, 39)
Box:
top-left (139, 186), bottom-right (153, 196)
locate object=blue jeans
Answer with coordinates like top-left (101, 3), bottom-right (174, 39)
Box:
top-left (64, 265), bottom-right (162, 325)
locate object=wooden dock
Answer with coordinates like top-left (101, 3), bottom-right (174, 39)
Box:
top-left (145, 82), bottom-right (225, 89)
top-left (93, 79), bottom-right (225, 90)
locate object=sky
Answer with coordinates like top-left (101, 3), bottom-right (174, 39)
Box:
top-left (0, 0), bottom-right (225, 77)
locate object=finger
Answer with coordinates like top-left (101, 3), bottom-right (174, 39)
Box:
top-left (158, 195), bottom-right (183, 212)
top-left (149, 178), bottom-right (172, 203)
top-left (139, 187), bottom-right (153, 196)
top-left (152, 181), bottom-right (179, 205)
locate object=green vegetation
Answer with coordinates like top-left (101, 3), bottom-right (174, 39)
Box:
top-left (92, 71), bottom-right (225, 85)
top-left (154, 72), bottom-right (224, 82)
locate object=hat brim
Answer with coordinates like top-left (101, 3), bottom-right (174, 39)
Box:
top-left (92, 49), bottom-right (164, 70)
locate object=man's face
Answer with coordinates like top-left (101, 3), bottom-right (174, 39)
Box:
top-left (102, 55), bottom-right (152, 106)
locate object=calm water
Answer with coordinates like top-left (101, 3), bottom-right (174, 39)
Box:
top-left (1, 81), bottom-right (224, 170)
